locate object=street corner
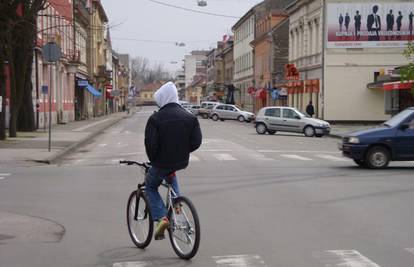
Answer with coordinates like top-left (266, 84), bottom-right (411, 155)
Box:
top-left (0, 211), bottom-right (65, 244)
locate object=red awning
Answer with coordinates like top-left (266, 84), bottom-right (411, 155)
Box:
top-left (106, 90), bottom-right (114, 99)
top-left (255, 88), bottom-right (267, 99)
top-left (383, 81), bottom-right (413, 90)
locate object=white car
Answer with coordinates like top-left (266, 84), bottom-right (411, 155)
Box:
top-left (210, 104), bottom-right (255, 122)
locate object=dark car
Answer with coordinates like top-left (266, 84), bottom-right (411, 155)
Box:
top-left (339, 107), bottom-right (414, 169)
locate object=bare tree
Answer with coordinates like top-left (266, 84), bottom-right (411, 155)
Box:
top-left (130, 56), bottom-right (173, 86)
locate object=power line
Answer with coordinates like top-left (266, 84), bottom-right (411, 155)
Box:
top-left (147, 0), bottom-right (240, 19)
top-left (112, 37), bottom-right (212, 44)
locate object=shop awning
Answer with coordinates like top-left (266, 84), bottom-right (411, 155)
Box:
top-left (86, 84), bottom-right (102, 97)
top-left (383, 81), bottom-right (413, 91)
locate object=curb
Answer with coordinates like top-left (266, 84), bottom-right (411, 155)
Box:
top-left (37, 115), bottom-right (127, 164)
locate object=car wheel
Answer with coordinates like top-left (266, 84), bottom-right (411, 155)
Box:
top-left (267, 130), bottom-right (276, 135)
top-left (256, 123), bottom-right (267, 134)
top-left (315, 134), bottom-right (324, 137)
top-left (353, 159), bottom-right (367, 168)
top-left (365, 146), bottom-right (390, 169)
top-left (211, 114), bottom-right (219, 121)
top-left (304, 126), bottom-right (315, 137)
top-left (237, 115), bottom-right (245, 122)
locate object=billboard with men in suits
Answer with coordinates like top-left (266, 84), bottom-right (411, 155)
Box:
top-left (327, 2), bottom-right (414, 48)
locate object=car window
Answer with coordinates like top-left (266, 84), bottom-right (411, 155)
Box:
top-left (216, 105), bottom-right (225, 110)
top-left (383, 110), bottom-right (414, 127)
top-left (283, 109), bottom-right (298, 119)
top-left (226, 106), bottom-right (235, 111)
top-left (405, 116), bottom-right (414, 129)
top-left (264, 108), bottom-right (281, 117)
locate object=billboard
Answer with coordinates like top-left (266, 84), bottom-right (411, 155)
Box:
top-left (327, 2), bottom-right (414, 48)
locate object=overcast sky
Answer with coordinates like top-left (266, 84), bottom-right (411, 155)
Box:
top-left (100, 0), bottom-right (261, 72)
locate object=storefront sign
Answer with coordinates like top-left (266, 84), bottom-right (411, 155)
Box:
top-left (78, 80), bottom-right (88, 87)
top-left (327, 2), bottom-right (414, 48)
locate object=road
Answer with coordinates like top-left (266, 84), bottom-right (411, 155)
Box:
top-left (1, 106), bottom-right (414, 267)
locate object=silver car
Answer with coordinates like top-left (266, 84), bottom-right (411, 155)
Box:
top-left (255, 106), bottom-right (331, 137)
top-left (210, 104), bottom-right (255, 122)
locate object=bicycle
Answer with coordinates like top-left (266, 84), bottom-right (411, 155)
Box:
top-left (119, 160), bottom-right (200, 260)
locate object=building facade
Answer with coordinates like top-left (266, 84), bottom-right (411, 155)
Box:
top-left (287, 0), bottom-right (412, 121)
top-left (184, 50), bottom-right (208, 88)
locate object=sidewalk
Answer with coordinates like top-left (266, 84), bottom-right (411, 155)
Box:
top-left (329, 124), bottom-right (378, 139)
top-left (0, 112), bottom-right (129, 167)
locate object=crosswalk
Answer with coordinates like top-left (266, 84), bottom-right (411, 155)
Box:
top-left (0, 173), bottom-right (11, 180)
top-left (112, 249), bottom-right (414, 266)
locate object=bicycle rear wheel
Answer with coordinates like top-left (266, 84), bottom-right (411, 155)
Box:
top-left (168, 196), bottom-right (200, 260)
top-left (127, 190), bottom-right (153, 248)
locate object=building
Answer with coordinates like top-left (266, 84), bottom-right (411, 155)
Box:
top-left (35, 0), bottom-right (77, 129)
top-left (139, 82), bottom-right (162, 105)
top-left (232, 0), bottom-right (293, 111)
top-left (73, 0), bottom-right (95, 121)
top-left (89, 0), bottom-right (109, 116)
top-left (286, 0), bottom-right (413, 121)
top-left (175, 70), bottom-right (186, 101)
top-left (184, 50), bottom-right (208, 89)
top-left (185, 75), bottom-right (206, 104)
top-left (222, 37), bottom-right (235, 104)
top-left (251, 10), bottom-right (288, 112)
top-left (206, 42), bottom-right (225, 101)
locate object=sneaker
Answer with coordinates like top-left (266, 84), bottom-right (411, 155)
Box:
top-left (154, 217), bottom-right (170, 240)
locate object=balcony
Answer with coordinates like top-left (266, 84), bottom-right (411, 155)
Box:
top-left (293, 53), bottom-right (322, 69)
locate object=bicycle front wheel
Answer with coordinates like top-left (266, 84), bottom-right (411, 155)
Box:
top-left (168, 196), bottom-right (200, 260)
top-left (127, 190), bottom-right (153, 248)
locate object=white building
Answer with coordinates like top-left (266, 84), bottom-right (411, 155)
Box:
top-left (232, 6), bottom-right (256, 111)
top-left (287, 0), bottom-right (413, 121)
top-left (184, 51), bottom-right (208, 88)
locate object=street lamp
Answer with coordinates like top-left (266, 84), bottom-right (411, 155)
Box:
top-left (197, 0), bottom-right (207, 7)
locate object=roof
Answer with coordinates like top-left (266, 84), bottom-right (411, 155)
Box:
top-left (232, 1), bottom-right (264, 31)
top-left (141, 82), bottom-right (162, 92)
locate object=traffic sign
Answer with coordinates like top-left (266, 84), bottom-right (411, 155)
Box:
top-left (42, 42), bottom-right (61, 62)
top-left (41, 85), bottom-right (48, 94)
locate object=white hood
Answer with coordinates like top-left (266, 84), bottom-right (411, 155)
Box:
top-left (153, 81), bottom-right (179, 108)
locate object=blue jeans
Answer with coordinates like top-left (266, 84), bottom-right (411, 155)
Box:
top-left (145, 166), bottom-right (180, 221)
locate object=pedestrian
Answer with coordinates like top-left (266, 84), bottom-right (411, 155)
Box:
top-left (306, 101), bottom-right (315, 117)
top-left (122, 104), bottom-right (126, 112)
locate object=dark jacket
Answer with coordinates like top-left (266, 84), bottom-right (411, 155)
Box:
top-left (145, 103), bottom-right (202, 170)
top-left (306, 104), bottom-right (315, 116)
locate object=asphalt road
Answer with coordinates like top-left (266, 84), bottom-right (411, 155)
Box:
top-left (1, 106), bottom-right (414, 267)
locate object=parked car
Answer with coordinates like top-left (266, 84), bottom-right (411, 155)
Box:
top-left (339, 107), bottom-right (414, 169)
top-left (210, 104), bottom-right (255, 122)
top-left (198, 101), bottom-right (219, 119)
top-left (255, 106), bottom-right (331, 137)
top-left (190, 105), bottom-right (200, 115)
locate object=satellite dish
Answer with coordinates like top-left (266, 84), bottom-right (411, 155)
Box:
top-left (197, 0), bottom-right (207, 7)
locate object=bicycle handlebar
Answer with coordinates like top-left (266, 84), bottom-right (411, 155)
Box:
top-left (119, 160), bottom-right (151, 168)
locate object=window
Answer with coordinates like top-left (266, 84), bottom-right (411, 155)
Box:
top-left (265, 108), bottom-right (281, 117)
top-left (225, 106), bottom-right (235, 111)
top-left (283, 109), bottom-right (298, 119)
top-left (216, 105), bottom-right (225, 110)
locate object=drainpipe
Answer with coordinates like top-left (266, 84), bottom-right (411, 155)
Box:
top-left (321, 0), bottom-right (326, 120)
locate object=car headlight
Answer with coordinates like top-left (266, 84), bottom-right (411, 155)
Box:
top-left (348, 137), bottom-right (360, 144)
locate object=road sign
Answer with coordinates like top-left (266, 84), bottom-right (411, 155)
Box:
top-left (42, 42), bottom-right (61, 62)
top-left (41, 85), bottom-right (48, 94)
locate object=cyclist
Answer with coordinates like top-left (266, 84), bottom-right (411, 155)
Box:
top-left (144, 81), bottom-right (202, 240)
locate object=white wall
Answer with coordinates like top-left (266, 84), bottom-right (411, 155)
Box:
top-left (324, 49), bottom-right (410, 121)
top-left (233, 14), bottom-right (254, 83)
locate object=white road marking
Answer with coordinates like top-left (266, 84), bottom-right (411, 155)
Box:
top-left (250, 154), bottom-right (275, 161)
top-left (213, 254), bottom-right (267, 266)
top-left (117, 142), bottom-right (122, 145)
top-left (190, 154), bottom-right (200, 162)
top-left (214, 153), bottom-right (237, 161)
top-left (98, 143), bottom-right (107, 147)
top-left (316, 154), bottom-right (348, 162)
top-left (0, 173), bottom-right (11, 180)
top-left (316, 250), bottom-right (380, 267)
top-left (281, 154), bottom-right (312, 161)
top-left (405, 248), bottom-right (414, 255)
top-left (122, 152), bottom-right (144, 156)
top-left (259, 149), bottom-right (339, 154)
top-left (124, 130), bottom-right (131, 134)
top-left (72, 119), bottom-right (111, 132)
top-left (113, 262), bottom-right (149, 267)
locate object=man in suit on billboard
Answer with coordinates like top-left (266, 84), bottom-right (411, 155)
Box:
top-left (386, 9), bottom-right (394, 40)
top-left (410, 12), bottom-right (414, 36)
top-left (354, 10), bottom-right (362, 39)
top-left (396, 11), bottom-right (403, 39)
top-left (367, 5), bottom-right (381, 41)
top-left (339, 14), bottom-right (344, 31)
top-left (345, 13), bottom-right (350, 31)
